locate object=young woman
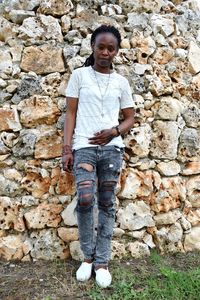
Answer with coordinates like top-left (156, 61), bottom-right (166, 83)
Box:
top-left (62, 25), bottom-right (135, 288)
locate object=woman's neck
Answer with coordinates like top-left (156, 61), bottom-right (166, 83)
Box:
top-left (92, 64), bottom-right (111, 74)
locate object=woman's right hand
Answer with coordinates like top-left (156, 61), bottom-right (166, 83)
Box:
top-left (62, 153), bottom-right (74, 173)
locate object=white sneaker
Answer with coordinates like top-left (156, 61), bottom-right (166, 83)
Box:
top-left (76, 262), bottom-right (93, 282)
top-left (95, 268), bottom-right (112, 288)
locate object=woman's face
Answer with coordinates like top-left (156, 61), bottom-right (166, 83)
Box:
top-left (92, 33), bottom-right (118, 68)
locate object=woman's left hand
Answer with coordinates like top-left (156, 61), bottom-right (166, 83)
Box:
top-left (88, 128), bottom-right (116, 145)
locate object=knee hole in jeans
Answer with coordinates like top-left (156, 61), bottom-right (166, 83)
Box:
top-left (98, 181), bottom-right (116, 208)
top-left (78, 180), bottom-right (94, 207)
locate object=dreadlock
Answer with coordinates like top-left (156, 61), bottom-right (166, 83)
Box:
top-left (83, 25), bottom-right (121, 68)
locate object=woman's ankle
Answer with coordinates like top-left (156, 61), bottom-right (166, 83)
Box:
top-left (84, 258), bottom-right (93, 263)
top-left (94, 264), bottom-right (108, 271)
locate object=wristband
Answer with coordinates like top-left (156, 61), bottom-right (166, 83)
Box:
top-left (115, 125), bottom-right (121, 136)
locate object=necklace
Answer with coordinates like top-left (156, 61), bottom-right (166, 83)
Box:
top-left (92, 67), bottom-right (110, 117)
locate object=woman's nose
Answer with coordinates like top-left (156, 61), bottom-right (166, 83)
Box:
top-left (102, 48), bottom-right (109, 56)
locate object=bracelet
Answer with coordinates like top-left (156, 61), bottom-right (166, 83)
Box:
top-left (115, 125), bottom-right (121, 136)
top-left (62, 145), bottom-right (72, 155)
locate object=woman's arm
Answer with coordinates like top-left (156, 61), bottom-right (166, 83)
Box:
top-left (88, 107), bottom-right (135, 145)
top-left (62, 97), bottom-right (78, 172)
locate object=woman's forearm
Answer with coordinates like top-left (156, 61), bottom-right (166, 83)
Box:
top-left (118, 108), bottom-right (135, 135)
top-left (64, 111), bottom-right (76, 147)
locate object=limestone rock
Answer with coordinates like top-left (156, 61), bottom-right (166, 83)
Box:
top-left (0, 235), bottom-right (24, 260)
top-left (156, 161), bottom-right (181, 176)
top-left (0, 197), bottom-right (25, 232)
top-left (0, 49), bottom-right (12, 75)
top-left (21, 195), bottom-right (39, 207)
top-left (128, 241), bottom-right (150, 258)
top-left (31, 229), bottom-right (69, 260)
top-left (0, 140), bottom-right (10, 155)
top-left (8, 10), bottom-right (35, 24)
top-left (0, 174), bottom-right (20, 197)
top-left (113, 228), bottom-right (125, 238)
top-left (146, 73), bottom-right (173, 96)
top-left (21, 172), bottom-right (51, 198)
top-left (24, 203), bottom-right (63, 229)
top-left (150, 121), bottom-right (180, 159)
top-left (178, 128), bottom-right (200, 159)
top-left (0, 16), bottom-right (14, 42)
top-left (80, 34), bottom-right (92, 56)
top-left (63, 46), bottom-right (80, 62)
top-left (18, 96), bottom-right (60, 128)
top-left (151, 176), bottom-right (186, 213)
top-left (186, 176), bottom-right (200, 207)
top-left (132, 63), bottom-right (152, 75)
top-left (111, 241), bottom-right (127, 259)
top-left (188, 41), bottom-right (200, 74)
top-left (3, 0), bottom-right (40, 11)
top-left (119, 169), bottom-right (154, 200)
top-left (61, 197), bottom-right (77, 226)
top-left (183, 104), bottom-right (200, 128)
top-left (127, 13), bottom-right (149, 30)
top-left (127, 229), bottom-right (146, 239)
top-left (19, 15), bottom-right (63, 42)
top-left (131, 36), bottom-right (156, 64)
top-left (69, 241), bottom-right (84, 261)
top-left (156, 97), bottom-right (185, 121)
top-left (61, 15), bottom-right (71, 33)
top-left (117, 201), bottom-right (155, 231)
top-left (168, 222), bottom-right (183, 243)
top-left (0, 107), bottom-right (21, 132)
top-left (153, 226), bottom-right (184, 254)
top-left (153, 47), bottom-right (174, 65)
top-left (182, 162), bottom-right (200, 175)
top-left (187, 209), bottom-right (200, 226)
top-left (151, 14), bottom-right (174, 37)
top-left (180, 216), bottom-right (191, 232)
top-left (11, 75), bottom-right (42, 104)
top-left (124, 124), bottom-right (152, 158)
top-left (154, 210), bottom-right (182, 225)
top-left (121, 0), bottom-right (164, 13)
top-left (184, 226), bottom-right (200, 252)
top-left (55, 171), bottom-right (75, 196)
top-left (35, 131), bottom-right (62, 159)
top-left (67, 56), bottom-right (86, 72)
top-left (101, 4), bottom-right (122, 16)
top-left (58, 227), bottom-right (79, 242)
top-left (12, 131), bottom-right (37, 157)
top-left (38, 0), bottom-right (74, 16)
top-left (20, 45), bottom-right (65, 74)
top-left (4, 169), bottom-right (22, 182)
top-left (143, 233), bottom-right (156, 248)
top-left (120, 38), bottom-right (130, 49)
top-left (40, 72), bottom-right (61, 97)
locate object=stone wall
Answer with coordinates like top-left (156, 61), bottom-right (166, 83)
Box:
top-left (0, 0), bottom-right (200, 261)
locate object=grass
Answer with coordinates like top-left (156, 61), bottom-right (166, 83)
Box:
top-left (87, 250), bottom-right (200, 300)
top-left (1, 250), bottom-right (200, 299)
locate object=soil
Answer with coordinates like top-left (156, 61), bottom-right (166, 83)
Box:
top-left (0, 251), bottom-right (200, 300)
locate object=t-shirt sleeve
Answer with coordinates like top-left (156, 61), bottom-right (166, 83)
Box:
top-left (65, 69), bottom-right (80, 98)
top-left (120, 78), bottom-right (135, 109)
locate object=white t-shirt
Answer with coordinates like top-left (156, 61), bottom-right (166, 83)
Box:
top-left (65, 66), bottom-right (135, 150)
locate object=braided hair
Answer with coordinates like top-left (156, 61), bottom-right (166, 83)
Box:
top-left (83, 25), bottom-right (121, 68)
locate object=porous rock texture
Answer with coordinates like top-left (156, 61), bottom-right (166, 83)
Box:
top-left (0, 0), bottom-right (200, 261)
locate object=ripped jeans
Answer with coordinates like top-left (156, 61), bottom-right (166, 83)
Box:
top-left (73, 145), bottom-right (124, 268)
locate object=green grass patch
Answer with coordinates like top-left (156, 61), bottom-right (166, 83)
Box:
top-left (87, 253), bottom-right (200, 300)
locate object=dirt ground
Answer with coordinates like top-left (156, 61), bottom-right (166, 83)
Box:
top-left (1, 251), bottom-right (200, 300)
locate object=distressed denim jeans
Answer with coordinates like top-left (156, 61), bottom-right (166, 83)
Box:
top-left (73, 145), bottom-right (124, 267)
